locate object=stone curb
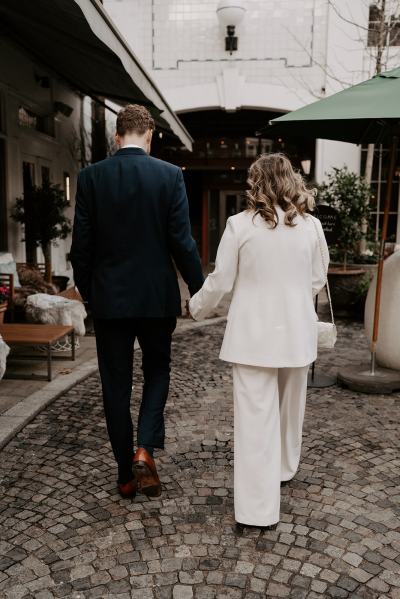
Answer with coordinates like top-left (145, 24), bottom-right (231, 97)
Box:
top-left (0, 316), bottom-right (227, 450)
top-left (0, 357), bottom-right (99, 451)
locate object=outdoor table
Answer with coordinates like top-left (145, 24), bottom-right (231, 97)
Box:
top-left (0, 324), bottom-right (75, 381)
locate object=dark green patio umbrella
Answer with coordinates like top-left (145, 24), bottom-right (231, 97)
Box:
top-left (269, 67), bottom-right (400, 144)
top-left (268, 67), bottom-right (400, 390)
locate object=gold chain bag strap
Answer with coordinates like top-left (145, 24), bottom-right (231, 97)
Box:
top-left (311, 216), bottom-right (337, 350)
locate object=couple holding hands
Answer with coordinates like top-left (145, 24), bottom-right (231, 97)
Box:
top-left (71, 103), bottom-right (328, 529)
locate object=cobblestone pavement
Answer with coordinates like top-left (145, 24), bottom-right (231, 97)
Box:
top-left (0, 321), bottom-right (399, 599)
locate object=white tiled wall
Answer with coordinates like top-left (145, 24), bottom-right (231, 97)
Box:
top-left (104, 0), bottom-right (399, 112)
top-left (105, 0), bottom-right (153, 66)
top-left (104, 0), bottom-right (330, 103)
top-left (153, 0), bottom-right (319, 70)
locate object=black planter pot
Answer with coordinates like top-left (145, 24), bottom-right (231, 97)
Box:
top-left (328, 265), bottom-right (376, 320)
top-left (51, 275), bottom-right (70, 292)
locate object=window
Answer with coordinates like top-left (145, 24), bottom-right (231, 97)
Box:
top-left (18, 106), bottom-right (37, 130)
top-left (18, 106), bottom-right (54, 137)
top-left (368, 3), bottom-right (383, 47)
top-left (368, 3), bottom-right (400, 47)
top-left (389, 20), bottom-right (400, 46)
top-left (0, 92), bottom-right (4, 135)
top-left (260, 138), bottom-right (273, 154)
top-left (41, 166), bottom-right (50, 184)
top-left (0, 140), bottom-right (7, 250)
top-left (245, 137), bottom-right (258, 158)
top-left (22, 161), bottom-right (37, 264)
top-left (360, 144), bottom-right (400, 243)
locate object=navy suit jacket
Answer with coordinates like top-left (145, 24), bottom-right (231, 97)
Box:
top-left (70, 147), bottom-right (204, 318)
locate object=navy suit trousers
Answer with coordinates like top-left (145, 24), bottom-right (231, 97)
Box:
top-left (94, 317), bottom-right (177, 484)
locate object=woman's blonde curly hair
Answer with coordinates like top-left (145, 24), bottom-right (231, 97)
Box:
top-left (246, 153), bottom-right (316, 227)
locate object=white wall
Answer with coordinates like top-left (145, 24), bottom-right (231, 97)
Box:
top-left (104, 0), bottom-right (329, 112)
top-left (311, 0), bottom-right (368, 179)
top-left (104, 0), bottom-right (383, 179)
top-left (315, 139), bottom-right (362, 183)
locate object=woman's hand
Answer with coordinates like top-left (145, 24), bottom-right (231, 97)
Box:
top-left (186, 299), bottom-right (195, 320)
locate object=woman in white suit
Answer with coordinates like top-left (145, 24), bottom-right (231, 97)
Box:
top-left (189, 153), bottom-right (329, 529)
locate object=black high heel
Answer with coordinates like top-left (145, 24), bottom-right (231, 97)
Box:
top-left (235, 521), bottom-right (277, 533)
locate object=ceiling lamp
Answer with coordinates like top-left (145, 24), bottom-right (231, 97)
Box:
top-left (216, 0), bottom-right (246, 55)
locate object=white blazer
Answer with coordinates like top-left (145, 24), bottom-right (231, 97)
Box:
top-left (189, 207), bottom-right (329, 368)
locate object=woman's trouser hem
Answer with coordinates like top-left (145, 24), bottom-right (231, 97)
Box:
top-left (235, 515), bottom-right (280, 527)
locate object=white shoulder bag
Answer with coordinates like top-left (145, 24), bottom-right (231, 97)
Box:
top-left (311, 217), bottom-right (337, 350)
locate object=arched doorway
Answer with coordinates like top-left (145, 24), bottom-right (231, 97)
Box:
top-left (156, 108), bottom-right (315, 265)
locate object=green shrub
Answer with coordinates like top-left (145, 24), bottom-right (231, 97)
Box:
top-left (318, 167), bottom-right (375, 265)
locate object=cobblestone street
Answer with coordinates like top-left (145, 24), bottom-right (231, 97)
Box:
top-left (0, 321), bottom-right (399, 599)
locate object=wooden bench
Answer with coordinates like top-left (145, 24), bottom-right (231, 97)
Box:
top-left (0, 324), bottom-right (75, 381)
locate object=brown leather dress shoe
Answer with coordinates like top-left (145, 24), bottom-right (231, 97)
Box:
top-left (118, 477), bottom-right (138, 499)
top-left (133, 447), bottom-right (162, 497)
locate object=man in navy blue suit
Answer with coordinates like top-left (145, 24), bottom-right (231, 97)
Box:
top-left (70, 104), bottom-right (204, 499)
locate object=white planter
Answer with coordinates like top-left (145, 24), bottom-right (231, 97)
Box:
top-left (364, 251), bottom-right (400, 370)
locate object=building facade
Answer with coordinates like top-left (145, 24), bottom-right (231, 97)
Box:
top-left (0, 37), bottom-right (82, 275)
top-left (0, 0), bottom-right (191, 283)
top-left (104, 0), bottom-right (400, 261)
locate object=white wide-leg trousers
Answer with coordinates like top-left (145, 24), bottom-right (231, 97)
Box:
top-left (232, 363), bottom-right (309, 526)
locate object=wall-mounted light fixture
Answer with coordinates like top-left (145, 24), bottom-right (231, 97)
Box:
top-left (216, 0), bottom-right (246, 55)
top-left (64, 172), bottom-right (71, 202)
top-left (301, 159), bottom-right (312, 176)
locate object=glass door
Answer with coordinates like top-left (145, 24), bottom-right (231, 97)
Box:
top-left (22, 160), bottom-right (37, 264)
top-left (38, 157), bottom-right (51, 185)
top-left (0, 140), bottom-right (7, 251)
top-left (208, 190), bottom-right (246, 264)
top-left (219, 190), bottom-right (246, 237)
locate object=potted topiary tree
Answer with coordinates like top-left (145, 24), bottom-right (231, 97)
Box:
top-left (318, 167), bottom-right (377, 317)
top-left (11, 181), bottom-right (72, 283)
